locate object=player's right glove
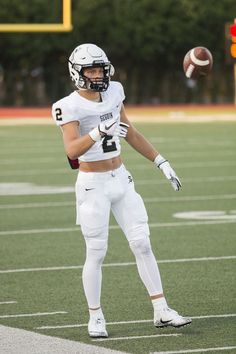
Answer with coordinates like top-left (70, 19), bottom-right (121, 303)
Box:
top-left (89, 119), bottom-right (129, 142)
top-left (154, 154), bottom-right (182, 191)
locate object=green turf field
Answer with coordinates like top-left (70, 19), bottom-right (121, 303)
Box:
top-left (0, 122), bottom-right (236, 354)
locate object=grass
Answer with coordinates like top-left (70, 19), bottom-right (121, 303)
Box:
top-left (0, 121), bottom-right (236, 353)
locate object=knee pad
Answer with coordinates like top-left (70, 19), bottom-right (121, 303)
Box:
top-left (129, 237), bottom-right (152, 257)
top-left (85, 238), bottom-right (108, 264)
top-left (126, 223), bottom-right (150, 241)
top-left (82, 224), bottom-right (108, 239)
top-left (85, 238), bottom-right (107, 251)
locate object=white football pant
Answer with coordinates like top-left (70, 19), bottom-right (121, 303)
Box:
top-left (75, 164), bottom-right (163, 308)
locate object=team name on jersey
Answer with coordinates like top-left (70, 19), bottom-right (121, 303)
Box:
top-left (100, 112), bottom-right (113, 122)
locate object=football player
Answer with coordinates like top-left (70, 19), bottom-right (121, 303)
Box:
top-left (52, 43), bottom-right (191, 338)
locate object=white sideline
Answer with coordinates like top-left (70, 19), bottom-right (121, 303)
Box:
top-left (1, 219), bottom-right (236, 237)
top-left (0, 301), bottom-right (17, 305)
top-left (0, 256), bottom-right (235, 274)
top-left (150, 346), bottom-right (236, 354)
top-left (35, 313), bottom-right (236, 330)
top-left (0, 325), bottom-right (128, 354)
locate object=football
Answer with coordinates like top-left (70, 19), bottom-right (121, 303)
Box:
top-left (183, 47), bottom-right (213, 79)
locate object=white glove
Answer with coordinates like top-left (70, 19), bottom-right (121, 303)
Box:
top-left (89, 119), bottom-right (129, 142)
top-left (113, 122), bottom-right (129, 138)
top-left (154, 154), bottom-right (182, 191)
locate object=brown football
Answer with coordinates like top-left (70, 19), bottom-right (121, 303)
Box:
top-left (183, 47), bottom-right (213, 79)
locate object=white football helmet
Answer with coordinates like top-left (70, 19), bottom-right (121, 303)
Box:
top-left (68, 43), bottom-right (115, 92)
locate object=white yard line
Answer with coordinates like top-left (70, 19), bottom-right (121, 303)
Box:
top-left (0, 161), bottom-right (235, 177)
top-left (132, 161), bottom-right (236, 169)
top-left (137, 176), bottom-right (236, 184)
top-left (1, 219), bottom-right (236, 237)
top-left (1, 149), bottom-right (235, 164)
top-left (1, 192), bottom-right (236, 209)
top-left (150, 346), bottom-right (236, 354)
top-left (0, 136), bottom-right (235, 152)
top-left (0, 168), bottom-right (68, 177)
top-left (92, 333), bottom-right (182, 342)
top-left (0, 256), bottom-right (235, 275)
top-left (0, 183), bottom-right (74, 196)
top-left (148, 220), bottom-right (236, 227)
top-left (0, 135), bottom-right (235, 146)
top-left (0, 325), bottom-right (127, 354)
top-left (0, 301), bottom-right (17, 305)
top-left (0, 157), bottom-right (64, 165)
top-left (0, 227), bottom-right (78, 236)
top-left (0, 311), bottom-right (67, 319)
top-left (144, 194), bottom-right (236, 202)
top-left (35, 313), bottom-right (236, 330)
top-left (148, 137), bottom-right (236, 146)
top-left (0, 201), bottom-right (74, 209)
top-left (128, 150), bottom-right (236, 158)
top-left (156, 256), bottom-right (236, 263)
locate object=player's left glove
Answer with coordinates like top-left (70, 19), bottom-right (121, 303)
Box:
top-left (89, 119), bottom-right (129, 142)
top-left (154, 154), bottom-right (182, 191)
top-left (113, 122), bottom-right (129, 138)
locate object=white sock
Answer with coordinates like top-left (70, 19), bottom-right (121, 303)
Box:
top-left (89, 307), bottom-right (104, 319)
top-left (152, 297), bottom-right (168, 311)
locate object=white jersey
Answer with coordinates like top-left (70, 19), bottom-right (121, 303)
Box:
top-left (52, 81), bottom-right (125, 162)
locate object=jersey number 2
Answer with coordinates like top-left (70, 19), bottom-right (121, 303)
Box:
top-left (102, 136), bottom-right (117, 153)
top-left (55, 108), bottom-right (62, 121)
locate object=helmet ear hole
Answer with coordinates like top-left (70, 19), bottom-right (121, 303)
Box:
top-left (110, 64), bottom-right (115, 76)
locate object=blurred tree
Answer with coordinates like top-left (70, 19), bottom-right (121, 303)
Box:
top-left (0, 0), bottom-right (235, 105)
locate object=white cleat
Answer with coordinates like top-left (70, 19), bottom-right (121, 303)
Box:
top-left (88, 317), bottom-right (108, 338)
top-left (154, 307), bottom-right (192, 328)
